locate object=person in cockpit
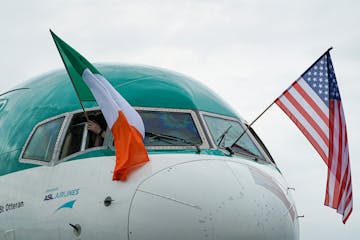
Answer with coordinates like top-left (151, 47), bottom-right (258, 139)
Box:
top-left (88, 120), bottom-right (106, 138)
top-left (88, 119), bottom-right (106, 147)
top-left (86, 112), bottom-right (107, 148)
top-left (60, 111), bottom-right (107, 158)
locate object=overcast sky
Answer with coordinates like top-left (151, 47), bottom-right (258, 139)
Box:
top-left (1, 0), bottom-right (359, 239)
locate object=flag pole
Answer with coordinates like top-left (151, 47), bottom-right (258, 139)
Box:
top-left (231, 101), bottom-right (276, 147)
top-left (231, 47), bottom-right (333, 147)
top-left (50, 29), bottom-right (89, 121)
top-left (247, 101), bottom-right (276, 127)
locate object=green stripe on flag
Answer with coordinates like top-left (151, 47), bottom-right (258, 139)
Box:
top-left (50, 30), bottom-right (99, 101)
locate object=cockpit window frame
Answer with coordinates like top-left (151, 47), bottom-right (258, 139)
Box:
top-left (20, 106), bottom-right (209, 166)
top-left (19, 107), bottom-right (112, 166)
top-left (20, 106), bottom-right (275, 167)
top-left (199, 111), bottom-right (275, 165)
top-left (54, 107), bottom-right (111, 165)
top-left (19, 113), bottom-right (70, 166)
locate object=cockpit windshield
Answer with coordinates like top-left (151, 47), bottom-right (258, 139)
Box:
top-left (21, 107), bottom-right (273, 165)
top-left (203, 115), bottom-right (265, 160)
top-left (139, 110), bottom-right (202, 146)
top-left (58, 109), bottom-right (203, 159)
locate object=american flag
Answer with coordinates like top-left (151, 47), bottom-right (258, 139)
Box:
top-left (275, 51), bottom-right (352, 223)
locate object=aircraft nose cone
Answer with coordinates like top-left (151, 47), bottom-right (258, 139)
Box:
top-left (128, 159), bottom-right (299, 240)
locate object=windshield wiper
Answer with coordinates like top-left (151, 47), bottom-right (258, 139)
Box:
top-left (216, 125), bottom-right (232, 147)
top-left (145, 131), bottom-right (200, 153)
top-left (145, 131), bottom-right (177, 145)
top-left (230, 142), bottom-right (265, 161)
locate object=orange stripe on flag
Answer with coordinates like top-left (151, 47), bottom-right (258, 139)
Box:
top-left (111, 111), bottom-right (149, 181)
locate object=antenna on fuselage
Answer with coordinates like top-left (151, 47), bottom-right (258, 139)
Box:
top-left (0, 88), bottom-right (30, 97)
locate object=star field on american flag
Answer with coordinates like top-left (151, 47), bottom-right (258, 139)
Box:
top-left (302, 54), bottom-right (341, 106)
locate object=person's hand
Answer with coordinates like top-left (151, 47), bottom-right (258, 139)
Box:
top-left (88, 120), bottom-right (102, 135)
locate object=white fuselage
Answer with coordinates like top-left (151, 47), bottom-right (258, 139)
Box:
top-left (0, 154), bottom-right (299, 240)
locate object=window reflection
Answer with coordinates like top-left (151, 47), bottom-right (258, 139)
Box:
top-left (139, 111), bottom-right (202, 146)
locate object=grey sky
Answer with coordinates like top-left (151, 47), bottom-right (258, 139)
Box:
top-left (1, 0), bottom-right (359, 239)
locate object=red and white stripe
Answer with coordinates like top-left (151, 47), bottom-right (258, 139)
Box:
top-left (276, 78), bottom-right (329, 162)
top-left (326, 101), bottom-right (352, 223)
top-left (275, 77), bottom-right (352, 223)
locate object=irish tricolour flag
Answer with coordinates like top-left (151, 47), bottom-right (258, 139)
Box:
top-left (51, 30), bottom-right (149, 181)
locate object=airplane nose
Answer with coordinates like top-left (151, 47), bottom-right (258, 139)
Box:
top-left (128, 159), bottom-right (299, 240)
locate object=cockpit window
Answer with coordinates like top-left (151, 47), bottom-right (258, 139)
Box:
top-left (203, 115), bottom-right (265, 160)
top-left (60, 122), bottom-right (88, 159)
top-left (21, 108), bottom-right (207, 165)
top-left (23, 117), bottom-right (65, 162)
top-left (139, 111), bottom-right (202, 146)
top-left (60, 110), bottom-right (107, 159)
